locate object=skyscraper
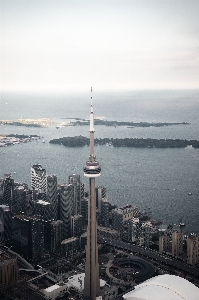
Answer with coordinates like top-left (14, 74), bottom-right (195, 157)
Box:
top-left (68, 174), bottom-right (81, 215)
top-left (0, 205), bottom-right (12, 247)
top-left (2, 174), bottom-right (14, 211)
top-left (47, 174), bottom-right (58, 220)
top-left (31, 164), bottom-right (47, 197)
top-left (83, 88), bottom-right (101, 299)
top-left (59, 184), bottom-right (74, 240)
top-left (95, 186), bottom-right (106, 214)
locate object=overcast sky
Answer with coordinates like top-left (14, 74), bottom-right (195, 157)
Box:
top-left (1, 0), bottom-right (199, 93)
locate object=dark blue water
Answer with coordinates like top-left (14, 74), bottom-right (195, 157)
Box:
top-left (0, 90), bottom-right (199, 234)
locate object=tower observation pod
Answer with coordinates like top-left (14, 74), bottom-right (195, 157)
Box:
top-left (83, 87), bottom-right (101, 299)
top-left (84, 87), bottom-right (101, 178)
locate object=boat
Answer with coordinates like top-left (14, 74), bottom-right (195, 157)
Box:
top-left (179, 223), bottom-right (185, 227)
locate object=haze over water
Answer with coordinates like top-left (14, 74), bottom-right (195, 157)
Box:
top-left (0, 89), bottom-right (199, 234)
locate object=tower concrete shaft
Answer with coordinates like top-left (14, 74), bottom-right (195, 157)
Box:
top-left (84, 178), bottom-right (100, 299)
top-left (84, 87), bottom-right (100, 299)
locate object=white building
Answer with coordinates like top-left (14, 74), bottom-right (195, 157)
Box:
top-left (123, 274), bottom-right (199, 300)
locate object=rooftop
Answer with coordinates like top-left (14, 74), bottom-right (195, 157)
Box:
top-left (123, 274), bottom-right (199, 300)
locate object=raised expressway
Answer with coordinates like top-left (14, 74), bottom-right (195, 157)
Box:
top-left (97, 236), bottom-right (199, 281)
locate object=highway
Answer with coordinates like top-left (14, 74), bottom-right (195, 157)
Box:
top-left (97, 236), bottom-right (199, 278)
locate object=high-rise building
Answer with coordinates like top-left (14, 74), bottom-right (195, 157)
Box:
top-left (31, 164), bottom-right (47, 197)
top-left (13, 185), bottom-right (27, 215)
top-left (59, 184), bottom-right (74, 240)
top-left (81, 197), bottom-right (88, 229)
top-left (47, 174), bottom-right (58, 220)
top-left (0, 220), bottom-right (4, 244)
top-left (159, 233), bottom-right (171, 253)
top-left (0, 205), bottom-right (12, 247)
top-left (32, 199), bottom-right (54, 251)
top-left (71, 214), bottom-right (83, 237)
top-left (172, 230), bottom-right (183, 257)
top-left (50, 220), bottom-right (63, 254)
top-left (187, 234), bottom-right (199, 265)
top-left (32, 199), bottom-right (54, 221)
top-left (2, 174), bottom-right (14, 211)
top-left (95, 186), bottom-right (106, 213)
top-left (129, 217), bottom-right (141, 243)
top-left (12, 215), bottom-right (44, 264)
top-left (83, 88), bottom-right (101, 299)
top-left (0, 179), bottom-right (3, 205)
top-left (61, 237), bottom-right (79, 259)
top-left (99, 198), bottom-right (109, 227)
top-left (68, 174), bottom-right (81, 215)
top-left (140, 222), bottom-right (152, 247)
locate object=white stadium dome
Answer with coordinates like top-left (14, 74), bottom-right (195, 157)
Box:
top-left (123, 274), bottom-right (199, 300)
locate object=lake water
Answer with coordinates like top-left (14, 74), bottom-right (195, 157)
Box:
top-left (0, 89), bottom-right (199, 234)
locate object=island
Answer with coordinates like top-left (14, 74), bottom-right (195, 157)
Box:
top-left (61, 118), bottom-right (190, 128)
top-left (0, 118), bottom-right (50, 127)
top-left (0, 134), bottom-right (41, 147)
top-left (49, 136), bottom-right (199, 148)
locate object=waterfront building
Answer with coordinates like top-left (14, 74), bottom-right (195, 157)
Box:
top-left (59, 184), bottom-right (74, 239)
top-left (99, 198), bottom-right (109, 228)
top-left (50, 220), bottom-right (63, 254)
top-left (68, 174), bottom-right (82, 215)
top-left (159, 232), bottom-right (171, 253)
top-left (140, 222), bottom-right (152, 247)
top-left (83, 88), bottom-right (101, 299)
top-left (172, 230), bottom-right (183, 257)
top-left (31, 164), bottom-right (47, 197)
top-left (0, 205), bottom-right (12, 247)
top-left (129, 218), bottom-right (140, 243)
top-left (2, 174), bottom-right (14, 211)
top-left (47, 174), bottom-right (58, 220)
top-left (187, 233), bottom-right (199, 265)
top-left (112, 205), bottom-right (140, 232)
top-left (71, 214), bottom-right (84, 237)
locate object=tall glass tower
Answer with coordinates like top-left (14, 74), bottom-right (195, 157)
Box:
top-left (31, 164), bottom-right (46, 196)
top-left (83, 88), bottom-right (101, 299)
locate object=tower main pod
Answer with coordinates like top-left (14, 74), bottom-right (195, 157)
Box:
top-left (83, 87), bottom-right (101, 299)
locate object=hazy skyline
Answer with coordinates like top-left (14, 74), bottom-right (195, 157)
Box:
top-left (1, 0), bottom-right (199, 93)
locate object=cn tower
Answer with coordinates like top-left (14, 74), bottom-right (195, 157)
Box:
top-left (83, 87), bottom-right (101, 299)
